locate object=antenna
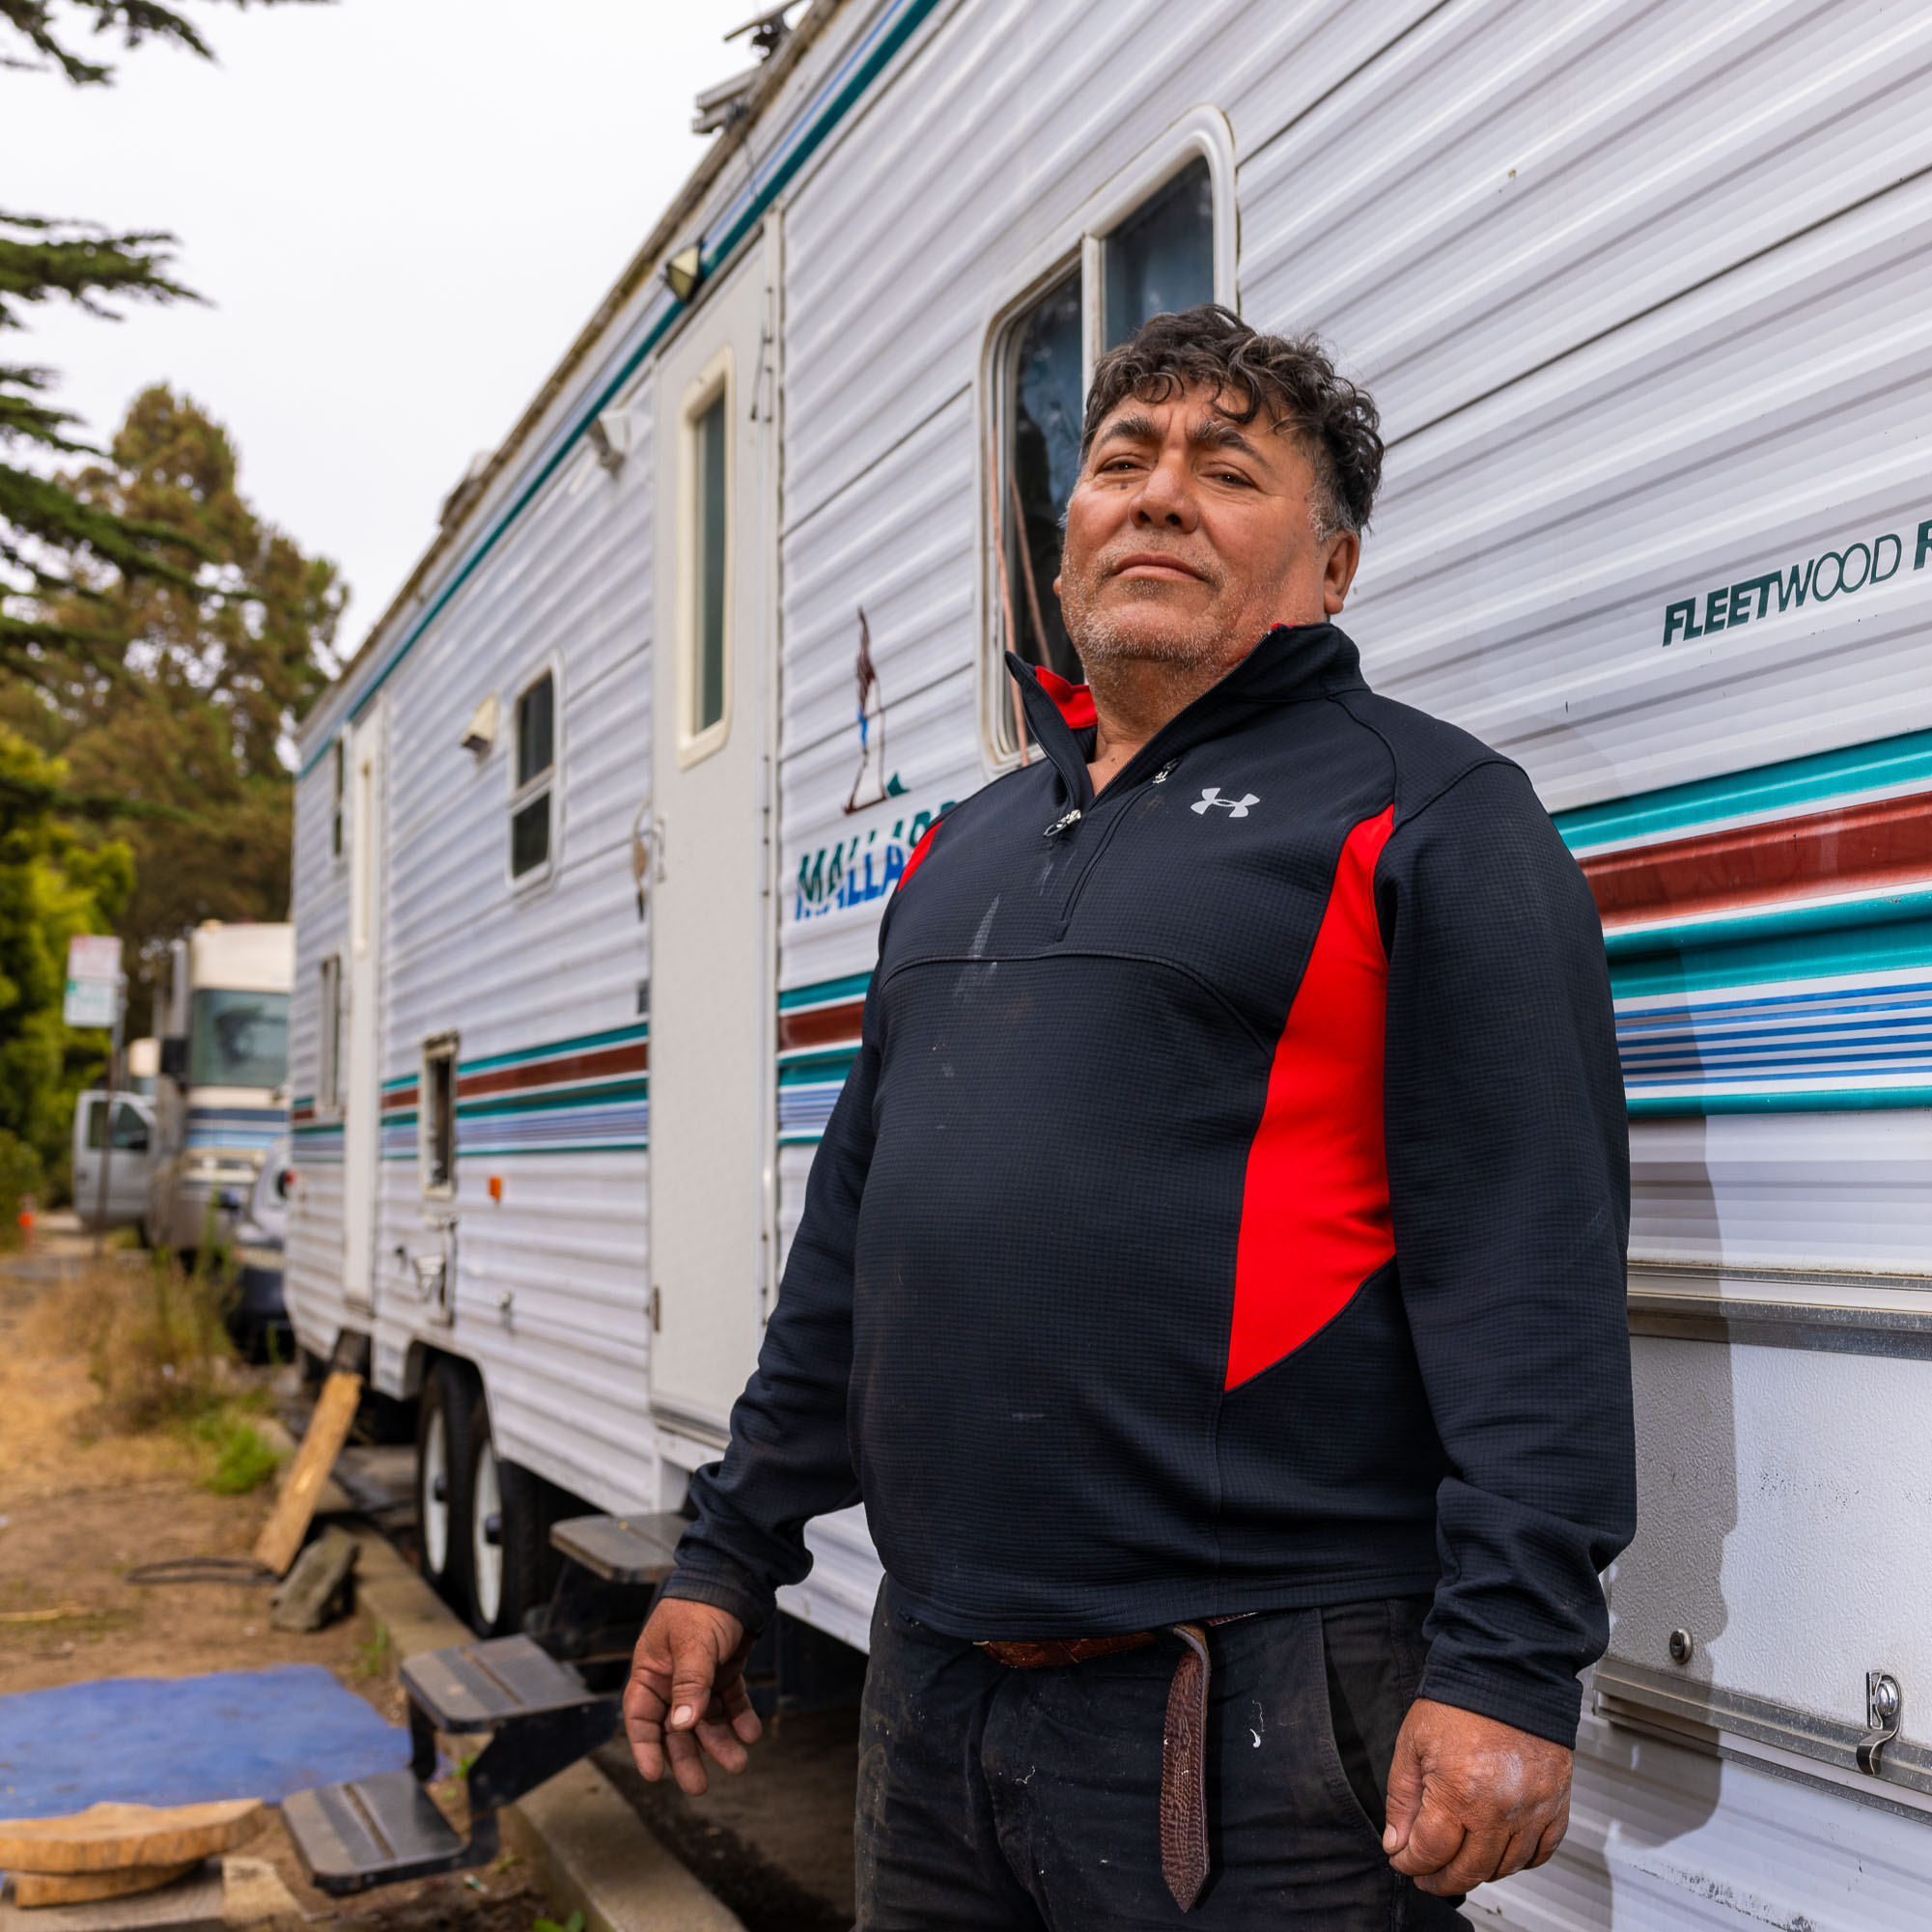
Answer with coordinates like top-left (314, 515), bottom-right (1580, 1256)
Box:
top-left (724, 2), bottom-right (800, 61)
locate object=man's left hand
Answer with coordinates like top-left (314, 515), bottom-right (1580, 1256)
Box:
top-left (1382, 1697), bottom-right (1572, 1896)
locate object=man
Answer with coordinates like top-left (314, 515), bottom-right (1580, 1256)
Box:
top-left (626, 305), bottom-right (1636, 1928)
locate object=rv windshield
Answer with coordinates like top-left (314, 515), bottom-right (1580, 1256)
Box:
top-left (188, 990), bottom-right (290, 1090)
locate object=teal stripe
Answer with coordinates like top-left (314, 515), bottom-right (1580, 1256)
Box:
top-left (1609, 914), bottom-right (1932, 1001)
top-left (778, 972), bottom-right (872, 1012)
top-left (381, 1073), bottom-right (416, 1093)
top-left (460, 1022), bottom-right (648, 1075)
top-left (300, 0), bottom-right (946, 779)
top-left (1628, 1085), bottom-right (1932, 1116)
top-left (779, 1050), bottom-right (858, 1083)
top-left (456, 1077), bottom-right (648, 1121)
top-left (1554, 724), bottom-right (1932, 853)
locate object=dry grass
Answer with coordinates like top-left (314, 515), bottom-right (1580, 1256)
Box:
top-left (45, 1249), bottom-right (242, 1429)
top-left (25, 1251), bottom-right (283, 1494)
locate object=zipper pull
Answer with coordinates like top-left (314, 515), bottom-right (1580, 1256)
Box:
top-left (1043, 807), bottom-right (1083, 838)
top-left (1151, 761), bottom-right (1176, 785)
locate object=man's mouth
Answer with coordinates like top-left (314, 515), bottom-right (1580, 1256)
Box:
top-left (1107, 552), bottom-right (1208, 584)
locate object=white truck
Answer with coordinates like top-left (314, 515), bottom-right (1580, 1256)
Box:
top-left (148, 921), bottom-right (294, 1254)
top-left (287, 3), bottom-right (1932, 1922)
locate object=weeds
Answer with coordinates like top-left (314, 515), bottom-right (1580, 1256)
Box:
top-left (53, 1248), bottom-right (238, 1429)
top-left (353, 1621), bottom-right (393, 1679)
top-left (192, 1410), bottom-right (282, 1495)
top-left (532, 1913), bottom-right (584, 1932)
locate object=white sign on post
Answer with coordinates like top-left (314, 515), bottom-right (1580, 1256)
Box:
top-left (64, 935), bottom-right (124, 1029)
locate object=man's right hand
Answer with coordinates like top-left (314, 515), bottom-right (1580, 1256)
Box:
top-left (623, 1597), bottom-right (762, 1794)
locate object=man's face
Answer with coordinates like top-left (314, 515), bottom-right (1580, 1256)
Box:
top-left (1053, 381), bottom-right (1360, 682)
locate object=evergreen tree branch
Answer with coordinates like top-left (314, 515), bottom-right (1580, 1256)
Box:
top-left (0, 3), bottom-right (322, 87)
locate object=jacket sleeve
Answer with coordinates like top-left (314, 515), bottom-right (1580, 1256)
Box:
top-left (657, 972), bottom-right (884, 1632)
top-left (1377, 757), bottom-right (1636, 1746)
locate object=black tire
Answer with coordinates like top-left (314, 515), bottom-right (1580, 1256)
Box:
top-left (462, 1388), bottom-right (561, 1638)
top-left (415, 1358), bottom-right (476, 1610)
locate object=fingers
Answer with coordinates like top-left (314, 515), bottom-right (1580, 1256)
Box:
top-left (1387, 1785), bottom-right (1470, 1882)
top-left (1381, 1714), bottom-right (1425, 1857)
top-left (623, 1599), bottom-right (756, 1786)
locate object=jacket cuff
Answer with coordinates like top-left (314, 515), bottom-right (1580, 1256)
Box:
top-left (1414, 1658), bottom-right (1583, 1750)
top-left (658, 1560), bottom-right (776, 1636)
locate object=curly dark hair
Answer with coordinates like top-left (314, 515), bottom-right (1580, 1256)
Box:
top-left (1078, 305), bottom-right (1384, 538)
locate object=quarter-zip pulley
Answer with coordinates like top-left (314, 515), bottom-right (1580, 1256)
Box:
top-left (1044, 807), bottom-right (1083, 838)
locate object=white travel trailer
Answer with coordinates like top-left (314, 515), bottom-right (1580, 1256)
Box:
top-left (149, 921), bottom-right (294, 1251)
top-left (288, 2), bottom-right (1932, 1921)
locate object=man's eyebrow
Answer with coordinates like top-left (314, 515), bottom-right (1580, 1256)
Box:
top-left (1188, 415), bottom-right (1263, 458)
top-left (1091, 411), bottom-right (1162, 450)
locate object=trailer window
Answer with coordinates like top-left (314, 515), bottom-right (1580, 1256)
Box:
top-left (421, 1033), bottom-right (458, 1196)
top-left (678, 350), bottom-right (734, 764)
top-left (990, 154), bottom-right (1218, 753)
top-left (330, 738), bottom-right (345, 861)
top-left (188, 990), bottom-right (290, 1090)
top-left (1102, 156), bottom-right (1214, 350)
top-left (998, 270), bottom-right (1084, 686)
top-left (511, 670), bottom-right (554, 881)
top-left (318, 954), bottom-right (344, 1112)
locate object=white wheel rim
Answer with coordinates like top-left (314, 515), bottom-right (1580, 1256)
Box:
top-left (422, 1406), bottom-right (450, 1575)
top-left (472, 1438), bottom-right (503, 1627)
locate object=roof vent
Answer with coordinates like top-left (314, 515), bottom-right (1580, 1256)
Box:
top-left (439, 451), bottom-right (493, 531)
top-left (693, 3), bottom-right (801, 132)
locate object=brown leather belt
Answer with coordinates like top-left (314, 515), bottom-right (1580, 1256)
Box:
top-left (979, 1620), bottom-right (1232, 1911)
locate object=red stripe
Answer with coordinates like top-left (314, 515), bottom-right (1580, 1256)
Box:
top-left (1582, 788), bottom-right (1932, 928)
top-left (1225, 807), bottom-right (1396, 1389)
top-left (897, 817), bottom-right (942, 892)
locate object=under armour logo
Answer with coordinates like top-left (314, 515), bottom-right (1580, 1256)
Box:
top-left (1191, 787), bottom-right (1259, 818)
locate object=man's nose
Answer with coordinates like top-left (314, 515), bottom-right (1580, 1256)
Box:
top-left (1134, 453), bottom-right (1199, 530)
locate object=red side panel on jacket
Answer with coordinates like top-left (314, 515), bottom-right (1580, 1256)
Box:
top-left (1225, 806), bottom-right (1396, 1388)
top-left (897, 816), bottom-right (943, 892)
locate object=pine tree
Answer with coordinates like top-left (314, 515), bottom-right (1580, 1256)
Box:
top-left (6, 385), bottom-right (345, 1034)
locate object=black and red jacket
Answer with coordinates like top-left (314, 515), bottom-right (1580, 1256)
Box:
top-left (666, 623), bottom-right (1636, 1746)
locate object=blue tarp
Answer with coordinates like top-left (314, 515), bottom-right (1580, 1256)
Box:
top-left (0, 1666), bottom-right (410, 1819)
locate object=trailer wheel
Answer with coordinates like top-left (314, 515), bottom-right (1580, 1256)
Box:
top-left (462, 1393), bottom-right (558, 1638)
top-left (415, 1359), bottom-right (475, 1609)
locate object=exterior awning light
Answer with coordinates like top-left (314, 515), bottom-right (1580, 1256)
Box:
top-left (664, 243), bottom-right (704, 304)
top-left (462, 693), bottom-right (498, 757)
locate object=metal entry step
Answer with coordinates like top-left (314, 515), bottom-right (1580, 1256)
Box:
top-left (280, 1771), bottom-right (468, 1892)
top-left (281, 1635), bottom-right (619, 1894)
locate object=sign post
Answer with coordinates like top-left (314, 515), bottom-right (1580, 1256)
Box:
top-left (66, 936), bottom-right (126, 1259)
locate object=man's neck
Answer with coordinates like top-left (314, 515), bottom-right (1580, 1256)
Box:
top-left (1082, 655), bottom-right (1239, 797)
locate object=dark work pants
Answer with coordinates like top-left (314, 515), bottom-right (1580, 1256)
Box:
top-left (854, 1583), bottom-right (1469, 1931)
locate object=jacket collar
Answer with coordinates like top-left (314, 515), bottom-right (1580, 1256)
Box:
top-left (1008, 623), bottom-right (1369, 806)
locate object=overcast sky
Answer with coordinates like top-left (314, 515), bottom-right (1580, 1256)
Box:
top-left (5, 0), bottom-right (762, 658)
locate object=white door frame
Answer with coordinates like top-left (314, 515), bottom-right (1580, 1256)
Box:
top-left (648, 217), bottom-right (782, 1454)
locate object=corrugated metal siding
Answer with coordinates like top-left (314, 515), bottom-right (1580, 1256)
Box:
top-left (325, 393), bottom-right (658, 1508)
top-left (287, 742), bottom-right (349, 1361)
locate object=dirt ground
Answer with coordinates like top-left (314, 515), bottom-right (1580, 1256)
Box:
top-left (0, 1229), bottom-right (555, 1932)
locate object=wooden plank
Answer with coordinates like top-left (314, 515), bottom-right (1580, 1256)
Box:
top-left (0, 1802), bottom-right (262, 1875)
top-left (12, 1861), bottom-right (198, 1906)
top-left (252, 1372), bottom-right (362, 1578)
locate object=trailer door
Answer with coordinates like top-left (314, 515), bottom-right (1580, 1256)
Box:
top-left (342, 698), bottom-right (386, 1315)
top-left (648, 232), bottom-right (778, 1448)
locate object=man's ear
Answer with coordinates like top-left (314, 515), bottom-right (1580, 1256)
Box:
top-left (1323, 530), bottom-right (1361, 615)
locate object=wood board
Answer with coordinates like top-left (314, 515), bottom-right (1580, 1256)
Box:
top-left (12, 1862), bottom-right (198, 1907)
top-left (0, 1802), bottom-right (262, 1875)
top-left (252, 1371), bottom-right (362, 1577)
